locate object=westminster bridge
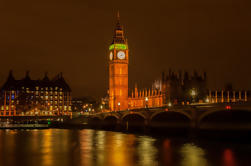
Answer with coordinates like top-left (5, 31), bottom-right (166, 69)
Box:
top-left (85, 102), bottom-right (251, 131)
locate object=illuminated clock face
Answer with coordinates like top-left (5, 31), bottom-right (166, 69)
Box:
top-left (109, 52), bottom-right (113, 60)
top-left (117, 51), bottom-right (126, 60)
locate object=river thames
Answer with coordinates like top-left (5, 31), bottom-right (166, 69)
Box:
top-left (0, 129), bottom-right (250, 166)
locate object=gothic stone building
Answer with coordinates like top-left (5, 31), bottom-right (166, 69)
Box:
top-left (0, 71), bottom-right (72, 116)
top-left (108, 13), bottom-right (163, 111)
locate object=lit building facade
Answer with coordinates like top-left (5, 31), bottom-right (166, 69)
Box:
top-left (128, 85), bottom-right (163, 109)
top-left (107, 13), bottom-right (251, 111)
top-left (108, 13), bottom-right (163, 111)
top-left (0, 71), bottom-right (72, 116)
top-left (208, 90), bottom-right (249, 103)
top-left (108, 13), bottom-right (129, 111)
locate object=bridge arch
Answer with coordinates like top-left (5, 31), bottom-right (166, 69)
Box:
top-left (121, 112), bottom-right (146, 130)
top-left (103, 115), bottom-right (120, 129)
top-left (121, 112), bottom-right (146, 121)
top-left (149, 110), bottom-right (192, 130)
top-left (198, 109), bottom-right (251, 122)
top-left (88, 116), bottom-right (103, 128)
top-left (198, 109), bottom-right (251, 130)
top-left (150, 110), bottom-right (192, 121)
top-left (103, 114), bottom-right (120, 121)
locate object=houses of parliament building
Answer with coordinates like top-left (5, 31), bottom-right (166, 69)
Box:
top-left (108, 13), bottom-right (207, 111)
top-left (108, 13), bottom-right (249, 112)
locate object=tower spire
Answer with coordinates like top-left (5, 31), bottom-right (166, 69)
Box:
top-left (112, 11), bottom-right (125, 44)
top-left (117, 11), bottom-right (120, 22)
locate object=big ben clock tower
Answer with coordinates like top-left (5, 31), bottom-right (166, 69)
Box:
top-left (109, 12), bottom-right (129, 111)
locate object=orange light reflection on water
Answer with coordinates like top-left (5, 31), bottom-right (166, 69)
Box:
top-left (180, 143), bottom-right (208, 166)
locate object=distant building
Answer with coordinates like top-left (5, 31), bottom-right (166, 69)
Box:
top-left (107, 13), bottom-right (207, 111)
top-left (128, 84), bottom-right (163, 109)
top-left (208, 90), bottom-right (250, 103)
top-left (107, 13), bottom-right (250, 111)
top-left (161, 70), bottom-right (207, 104)
top-left (0, 71), bottom-right (72, 116)
top-left (71, 97), bottom-right (96, 113)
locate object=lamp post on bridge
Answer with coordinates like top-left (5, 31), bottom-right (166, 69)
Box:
top-left (118, 102), bottom-right (120, 111)
top-left (145, 97), bottom-right (149, 109)
top-left (191, 88), bottom-right (197, 104)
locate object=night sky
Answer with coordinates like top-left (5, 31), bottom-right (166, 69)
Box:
top-left (0, 0), bottom-right (250, 98)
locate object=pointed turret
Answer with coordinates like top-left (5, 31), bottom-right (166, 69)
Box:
top-left (7, 70), bottom-right (15, 82)
top-left (112, 11), bottom-right (125, 44)
top-left (135, 84), bottom-right (138, 98)
top-left (25, 70), bottom-right (31, 80)
top-left (43, 72), bottom-right (50, 81)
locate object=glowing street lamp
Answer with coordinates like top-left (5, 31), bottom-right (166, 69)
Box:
top-left (145, 97), bottom-right (149, 109)
top-left (191, 89), bottom-right (197, 103)
top-left (191, 89), bottom-right (196, 97)
top-left (118, 102), bottom-right (120, 111)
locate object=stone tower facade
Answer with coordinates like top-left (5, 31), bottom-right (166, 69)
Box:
top-left (109, 12), bottom-right (129, 111)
